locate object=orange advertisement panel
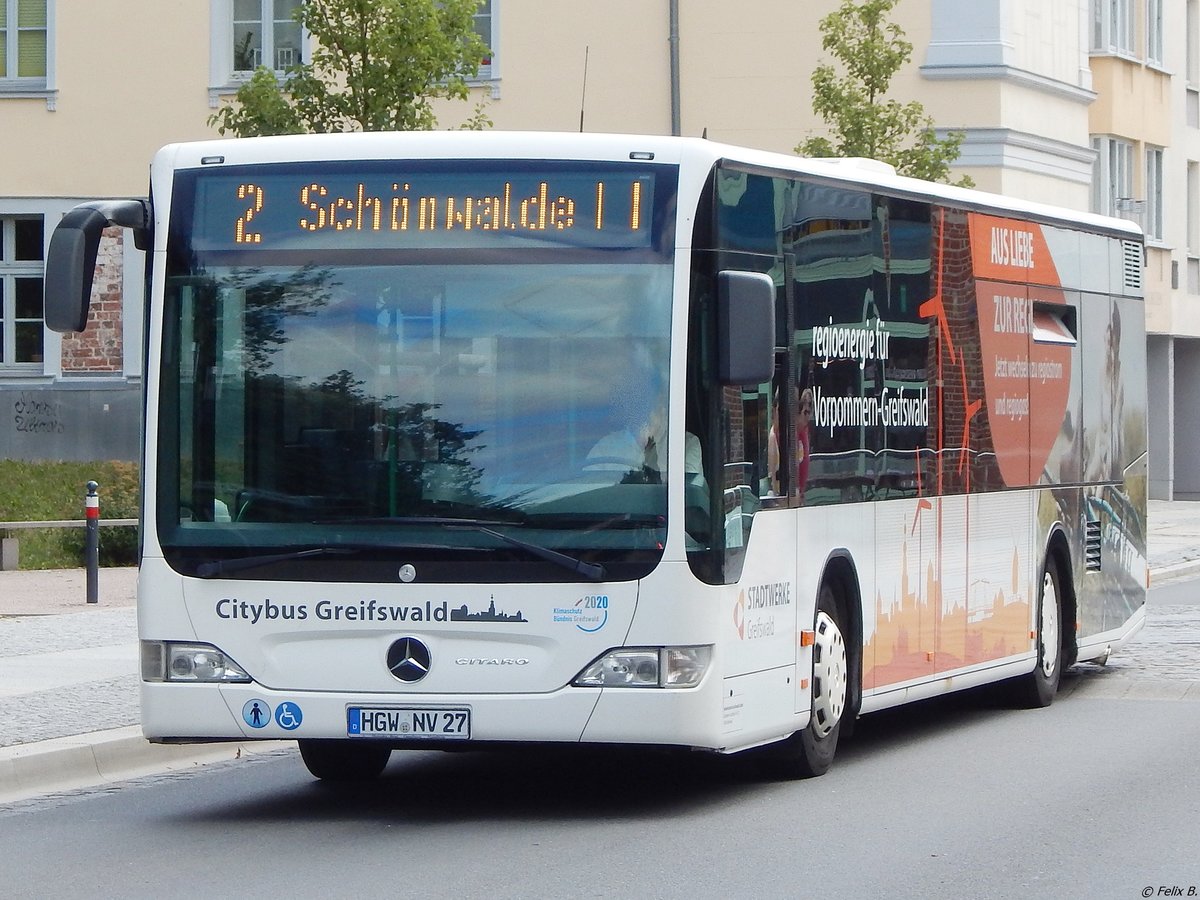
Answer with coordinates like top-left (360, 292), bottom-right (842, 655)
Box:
top-left (969, 215), bottom-right (1073, 488)
top-left (975, 280), bottom-right (1033, 486)
top-left (968, 212), bottom-right (1062, 287)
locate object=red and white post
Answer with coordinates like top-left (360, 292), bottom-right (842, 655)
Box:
top-left (85, 481), bottom-right (99, 604)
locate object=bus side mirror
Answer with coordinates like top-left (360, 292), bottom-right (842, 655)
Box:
top-left (45, 207), bottom-right (110, 333)
top-left (45, 200), bottom-right (150, 333)
top-left (717, 270), bottom-right (775, 386)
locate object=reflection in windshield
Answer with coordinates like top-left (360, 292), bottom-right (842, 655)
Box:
top-left (159, 261), bottom-right (673, 570)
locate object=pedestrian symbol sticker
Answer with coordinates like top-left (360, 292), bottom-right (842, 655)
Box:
top-left (242, 699), bottom-right (270, 729)
top-left (275, 702), bottom-right (303, 731)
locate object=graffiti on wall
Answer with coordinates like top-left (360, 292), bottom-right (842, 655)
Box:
top-left (13, 393), bottom-right (67, 435)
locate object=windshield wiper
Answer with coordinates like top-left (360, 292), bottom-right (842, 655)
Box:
top-left (346, 516), bottom-right (608, 579)
top-left (195, 546), bottom-right (360, 578)
top-left (442, 522), bottom-right (607, 582)
top-left (523, 512), bottom-right (666, 531)
top-left (313, 514), bottom-right (527, 528)
top-left (217, 516), bottom-right (608, 582)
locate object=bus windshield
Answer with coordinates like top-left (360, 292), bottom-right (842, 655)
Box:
top-left (157, 160), bottom-right (677, 582)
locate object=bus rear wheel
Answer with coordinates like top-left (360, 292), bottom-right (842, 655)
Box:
top-left (299, 739), bottom-right (392, 782)
top-left (766, 584), bottom-right (848, 778)
top-left (1008, 555), bottom-right (1063, 708)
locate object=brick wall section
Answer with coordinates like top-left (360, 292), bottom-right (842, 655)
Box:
top-left (60, 226), bottom-right (124, 374)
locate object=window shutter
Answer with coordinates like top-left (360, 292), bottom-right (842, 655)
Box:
top-left (17, 29), bottom-right (45, 77)
top-left (17, 0), bottom-right (45, 26)
top-left (15, 0), bottom-right (46, 78)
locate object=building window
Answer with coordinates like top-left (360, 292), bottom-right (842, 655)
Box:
top-left (0, 0), bottom-right (47, 83)
top-left (1091, 0), bottom-right (1135, 55)
top-left (215, 1), bottom-right (492, 87)
top-left (1147, 0), bottom-right (1164, 65)
top-left (0, 216), bottom-right (44, 366)
top-left (1188, 161), bottom-right (1199, 255)
top-left (1190, 0), bottom-right (1200, 84)
top-left (1145, 147), bottom-right (1164, 241)
top-left (474, 0), bottom-right (494, 79)
top-left (232, 0), bottom-right (303, 75)
top-left (1092, 136), bottom-right (1134, 218)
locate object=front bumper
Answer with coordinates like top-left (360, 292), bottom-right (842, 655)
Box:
top-left (141, 675), bottom-right (727, 750)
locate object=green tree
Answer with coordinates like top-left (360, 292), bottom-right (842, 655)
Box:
top-left (209, 0), bottom-right (492, 137)
top-left (795, 0), bottom-right (972, 187)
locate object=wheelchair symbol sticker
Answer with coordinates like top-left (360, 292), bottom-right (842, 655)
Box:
top-left (275, 702), bottom-right (303, 731)
top-left (242, 699), bottom-right (270, 729)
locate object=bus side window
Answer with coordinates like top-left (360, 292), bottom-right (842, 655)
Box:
top-left (722, 381), bottom-right (771, 552)
top-left (768, 372), bottom-right (811, 504)
top-left (787, 181), bottom-right (875, 506)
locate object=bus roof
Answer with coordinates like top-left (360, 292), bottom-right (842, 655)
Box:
top-left (156, 131), bottom-right (1142, 241)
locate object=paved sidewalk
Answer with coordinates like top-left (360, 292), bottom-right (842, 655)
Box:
top-left (0, 566), bottom-right (138, 617)
top-left (0, 566), bottom-right (280, 802)
top-left (1142, 499), bottom-right (1200, 580)
top-left (1, 499), bottom-right (1199, 802)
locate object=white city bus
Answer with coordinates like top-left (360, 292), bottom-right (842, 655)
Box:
top-left (46, 132), bottom-right (1148, 781)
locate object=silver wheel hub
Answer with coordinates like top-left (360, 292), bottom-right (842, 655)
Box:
top-left (811, 610), bottom-right (847, 738)
top-left (1040, 571), bottom-right (1060, 678)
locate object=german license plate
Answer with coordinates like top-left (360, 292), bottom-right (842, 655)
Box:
top-left (347, 706), bottom-right (471, 739)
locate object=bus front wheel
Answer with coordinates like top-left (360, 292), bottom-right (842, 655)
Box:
top-left (767, 584), bottom-right (848, 778)
top-left (299, 739), bottom-right (392, 782)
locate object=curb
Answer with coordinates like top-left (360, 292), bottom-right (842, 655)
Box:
top-left (0, 726), bottom-right (290, 805)
top-left (1150, 559), bottom-right (1200, 584)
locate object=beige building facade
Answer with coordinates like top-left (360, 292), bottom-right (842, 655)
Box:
top-left (0, 0), bottom-right (1195, 495)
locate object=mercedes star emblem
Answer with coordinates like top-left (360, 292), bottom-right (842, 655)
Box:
top-left (387, 637), bottom-right (431, 683)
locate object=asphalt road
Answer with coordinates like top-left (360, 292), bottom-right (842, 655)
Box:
top-left (1, 693), bottom-right (1197, 898)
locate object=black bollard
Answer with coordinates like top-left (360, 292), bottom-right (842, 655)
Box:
top-left (85, 481), bottom-right (99, 604)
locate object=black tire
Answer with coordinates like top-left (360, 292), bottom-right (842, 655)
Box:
top-left (764, 584), bottom-right (848, 778)
top-left (1008, 556), bottom-right (1063, 709)
top-left (298, 739), bottom-right (392, 782)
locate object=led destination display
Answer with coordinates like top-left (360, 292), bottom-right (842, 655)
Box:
top-left (187, 165), bottom-right (662, 253)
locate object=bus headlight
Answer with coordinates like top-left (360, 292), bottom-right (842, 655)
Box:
top-left (141, 641), bottom-right (251, 683)
top-left (572, 646), bottom-right (712, 689)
